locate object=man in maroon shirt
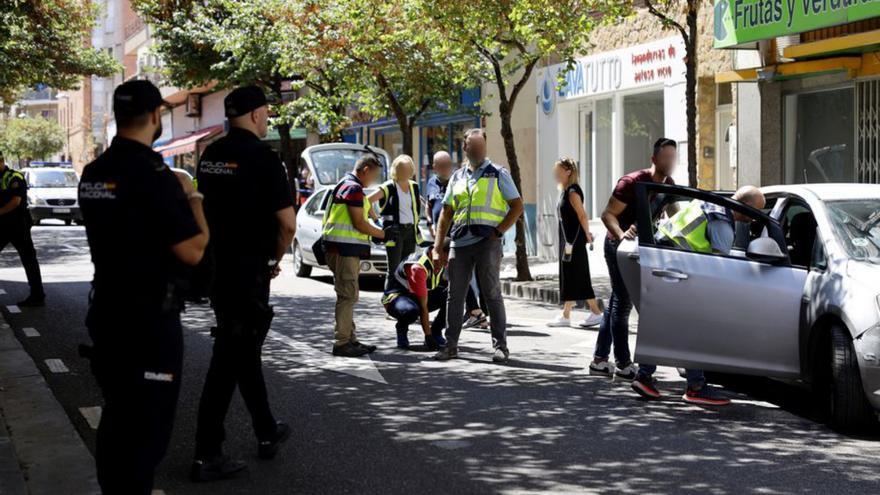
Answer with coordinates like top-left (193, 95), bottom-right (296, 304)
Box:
top-left (588, 138), bottom-right (677, 380)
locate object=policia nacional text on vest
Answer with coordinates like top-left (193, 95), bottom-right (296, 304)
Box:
top-left (448, 163), bottom-right (509, 239)
top-left (377, 179), bottom-right (422, 247)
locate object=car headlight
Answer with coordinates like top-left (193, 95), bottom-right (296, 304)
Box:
top-left (27, 194), bottom-right (46, 206)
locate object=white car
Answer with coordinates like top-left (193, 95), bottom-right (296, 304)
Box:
top-left (293, 144), bottom-right (391, 278)
top-left (23, 166), bottom-right (81, 225)
top-left (617, 182), bottom-right (880, 431)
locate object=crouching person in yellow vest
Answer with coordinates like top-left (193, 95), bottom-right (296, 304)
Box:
top-left (322, 155), bottom-right (398, 358)
top-left (367, 154), bottom-right (424, 291)
top-left (633, 185), bottom-right (765, 406)
top-left (431, 128), bottom-right (524, 363)
top-left (382, 241), bottom-right (450, 351)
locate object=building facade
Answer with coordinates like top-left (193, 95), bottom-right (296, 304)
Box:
top-left (715, 1), bottom-right (880, 187)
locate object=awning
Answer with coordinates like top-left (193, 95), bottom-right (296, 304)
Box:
top-left (784, 29), bottom-right (880, 59)
top-left (154, 125), bottom-right (224, 158)
top-left (715, 56), bottom-right (863, 84)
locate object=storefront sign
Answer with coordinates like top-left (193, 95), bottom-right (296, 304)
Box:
top-left (714, 0), bottom-right (880, 49)
top-left (540, 37), bottom-right (685, 112)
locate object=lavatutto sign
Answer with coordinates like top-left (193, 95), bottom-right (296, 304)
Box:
top-left (714, 0), bottom-right (880, 48)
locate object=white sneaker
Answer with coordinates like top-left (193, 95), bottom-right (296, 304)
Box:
top-left (614, 363), bottom-right (638, 380)
top-left (577, 313), bottom-right (603, 328)
top-left (547, 315), bottom-right (571, 327)
top-left (588, 360), bottom-right (614, 377)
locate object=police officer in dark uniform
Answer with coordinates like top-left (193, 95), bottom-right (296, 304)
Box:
top-left (190, 86), bottom-right (297, 481)
top-left (0, 151), bottom-right (45, 306)
top-left (78, 80), bottom-right (210, 494)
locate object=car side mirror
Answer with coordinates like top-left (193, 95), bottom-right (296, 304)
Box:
top-left (747, 237), bottom-right (787, 264)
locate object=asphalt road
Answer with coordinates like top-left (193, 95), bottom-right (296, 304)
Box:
top-left (1, 224), bottom-right (879, 494)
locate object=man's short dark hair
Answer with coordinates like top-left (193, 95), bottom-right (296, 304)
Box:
top-left (355, 155), bottom-right (382, 172)
top-left (463, 128), bottom-right (487, 142)
top-left (653, 138), bottom-right (677, 157)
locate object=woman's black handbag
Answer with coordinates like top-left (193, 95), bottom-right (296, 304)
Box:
top-left (312, 239), bottom-right (327, 266)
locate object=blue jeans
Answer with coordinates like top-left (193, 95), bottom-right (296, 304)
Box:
top-left (637, 365), bottom-right (706, 390)
top-left (593, 237), bottom-right (633, 365)
top-left (385, 289), bottom-right (447, 338)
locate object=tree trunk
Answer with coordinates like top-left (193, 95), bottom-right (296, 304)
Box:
top-left (499, 102), bottom-right (532, 282)
top-left (399, 118), bottom-right (414, 158)
top-left (685, 3), bottom-right (698, 188)
top-left (276, 121), bottom-right (300, 207)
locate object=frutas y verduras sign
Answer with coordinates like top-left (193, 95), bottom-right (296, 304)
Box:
top-left (714, 0), bottom-right (880, 48)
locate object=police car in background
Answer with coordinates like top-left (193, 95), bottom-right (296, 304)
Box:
top-left (22, 162), bottom-right (82, 225)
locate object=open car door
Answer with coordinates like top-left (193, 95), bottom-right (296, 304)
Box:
top-left (629, 183), bottom-right (807, 378)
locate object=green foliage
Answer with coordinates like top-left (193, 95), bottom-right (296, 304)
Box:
top-left (0, 116), bottom-right (66, 162)
top-left (0, 0), bottom-right (119, 101)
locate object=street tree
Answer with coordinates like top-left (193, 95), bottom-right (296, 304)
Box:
top-left (415, 0), bottom-right (628, 281)
top-left (0, 116), bottom-right (66, 164)
top-left (134, 0), bottom-right (345, 194)
top-left (636, 0), bottom-right (700, 187)
top-left (336, 0), bottom-right (472, 158)
top-left (0, 0), bottom-right (119, 101)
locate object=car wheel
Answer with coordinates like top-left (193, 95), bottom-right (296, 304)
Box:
top-left (293, 242), bottom-right (312, 278)
top-left (828, 323), bottom-right (876, 432)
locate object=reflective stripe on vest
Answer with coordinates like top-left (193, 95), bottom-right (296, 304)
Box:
top-left (450, 164), bottom-right (507, 232)
top-left (657, 199), bottom-right (711, 253)
top-left (379, 180), bottom-right (423, 247)
top-left (0, 169), bottom-right (24, 190)
top-left (392, 251), bottom-right (443, 292)
top-left (321, 184), bottom-right (372, 246)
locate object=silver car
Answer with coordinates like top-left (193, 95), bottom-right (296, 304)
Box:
top-left (618, 182), bottom-right (880, 431)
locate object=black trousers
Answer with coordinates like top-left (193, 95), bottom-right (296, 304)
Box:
top-left (0, 221), bottom-right (44, 296)
top-left (194, 278), bottom-right (276, 458)
top-left (87, 305), bottom-right (183, 495)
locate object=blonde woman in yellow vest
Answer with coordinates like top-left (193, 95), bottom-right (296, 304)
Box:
top-left (368, 154), bottom-right (423, 291)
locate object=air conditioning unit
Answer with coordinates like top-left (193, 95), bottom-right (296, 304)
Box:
top-left (185, 93), bottom-right (201, 117)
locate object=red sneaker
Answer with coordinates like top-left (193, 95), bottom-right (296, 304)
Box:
top-left (631, 374), bottom-right (661, 399)
top-left (683, 385), bottom-right (731, 406)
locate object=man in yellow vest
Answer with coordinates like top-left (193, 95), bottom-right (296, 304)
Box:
top-left (322, 155), bottom-right (397, 357)
top-left (632, 185), bottom-right (765, 406)
top-left (0, 151), bottom-right (45, 306)
top-left (432, 128), bottom-right (524, 363)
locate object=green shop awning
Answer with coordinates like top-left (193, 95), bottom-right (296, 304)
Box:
top-left (713, 0), bottom-right (880, 49)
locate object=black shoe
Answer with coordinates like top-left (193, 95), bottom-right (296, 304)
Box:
top-left (332, 342), bottom-right (369, 357)
top-left (258, 422), bottom-right (291, 460)
top-left (433, 346), bottom-right (458, 361)
top-left (16, 294), bottom-right (45, 307)
top-left (353, 341), bottom-right (377, 353)
top-left (190, 455), bottom-right (247, 482)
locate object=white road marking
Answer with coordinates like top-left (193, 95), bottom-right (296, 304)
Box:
top-left (79, 406), bottom-right (102, 429)
top-left (151, 490), bottom-right (166, 495)
top-left (22, 327), bottom-right (40, 337)
top-left (5, 305), bottom-right (20, 313)
top-left (266, 330), bottom-right (387, 384)
top-left (44, 358), bottom-right (69, 373)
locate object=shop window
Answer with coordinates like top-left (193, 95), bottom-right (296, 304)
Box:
top-left (717, 82), bottom-right (733, 106)
top-left (784, 87), bottom-right (854, 184)
top-left (595, 99), bottom-right (613, 211)
top-left (623, 90), bottom-right (665, 174)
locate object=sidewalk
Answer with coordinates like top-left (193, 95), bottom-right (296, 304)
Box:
top-left (500, 219), bottom-right (611, 306)
top-left (0, 312), bottom-right (99, 494)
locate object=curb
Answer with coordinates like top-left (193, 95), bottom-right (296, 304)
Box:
top-left (0, 312), bottom-right (100, 494)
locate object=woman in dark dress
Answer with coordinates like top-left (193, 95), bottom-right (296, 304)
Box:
top-left (547, 158), bottom-right (603, 328)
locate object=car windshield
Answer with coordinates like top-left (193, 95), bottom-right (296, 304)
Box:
top-left (29, 170), bottom-right (78, 188)
top-left (309, 149), bottom-right (387, 187)
top-left (826, 199), bottom-right (880, 263)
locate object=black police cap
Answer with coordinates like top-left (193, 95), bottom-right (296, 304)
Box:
top-left (224, 86), bottom-right (268, 118)
top-left (113, 80), bottom-right (168, 120)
